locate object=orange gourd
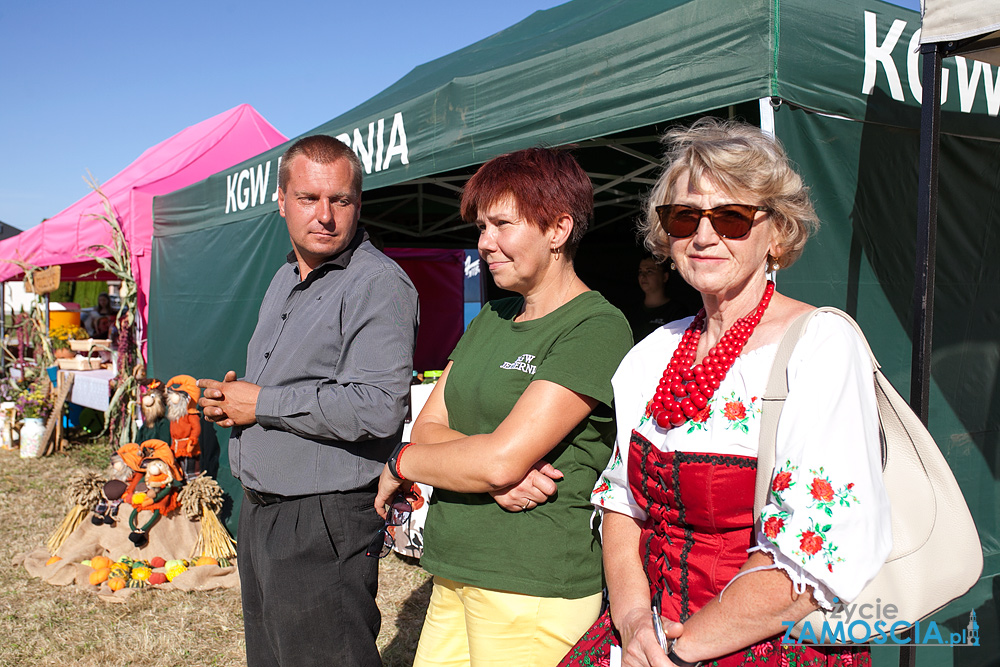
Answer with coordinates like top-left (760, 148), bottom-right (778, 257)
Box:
top-left (194, 556), bottom-right (218, 567)
top-left (90, 556), bottom-right (112, 570)
top-left (89, 568), bottom-right (110, 585)
top-left (107, 577), bottom-right (126, 592)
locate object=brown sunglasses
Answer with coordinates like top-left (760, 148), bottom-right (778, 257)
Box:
top-left (655, 204), bottom-right (770, 240)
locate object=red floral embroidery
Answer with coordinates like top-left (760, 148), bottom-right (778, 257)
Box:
top-left (724, 401), bottom-right (747, 421)
top-left (593, 478), bottom-right (610, 495)
top-left (810, 477), bottom-right (835, 502)
top-left (764, 516), bottom-right (785, 539)
top-left (692, 405), bottom-right (710, 423)
top-left (751, 641), bottom-right (774, 658)
top-left (409, 484), bottom-right (426, 511)
top-left (799, 530), bottom-right (824, 555)
top-left (772, 471), bottom-right (792, 492)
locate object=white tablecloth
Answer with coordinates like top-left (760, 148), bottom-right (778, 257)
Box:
top-left (64, 369), bottom-right (114, 411)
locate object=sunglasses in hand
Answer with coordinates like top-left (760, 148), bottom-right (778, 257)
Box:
top-left (367, 496), bottom-right (413, 559)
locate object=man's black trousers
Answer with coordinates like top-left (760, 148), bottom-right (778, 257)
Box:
top-left (238, 484), bottom-right (383, 666)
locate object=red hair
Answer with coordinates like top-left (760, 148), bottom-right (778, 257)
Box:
top-left (461, 147), bottom-right (592, 258)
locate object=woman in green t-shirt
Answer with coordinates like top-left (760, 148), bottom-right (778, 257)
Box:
top-left (375, 147), bottom-right (632, 667)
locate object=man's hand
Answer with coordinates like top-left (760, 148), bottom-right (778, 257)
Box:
top-left (374, 464), bottom-right (412, 519)
top-left (490, 460), bottom-right (563, 512)
top-left (197, 371), bottom-right (260, 428)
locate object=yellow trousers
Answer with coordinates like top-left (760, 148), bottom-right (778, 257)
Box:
top-left (413, 577), bottom-right (602, 667)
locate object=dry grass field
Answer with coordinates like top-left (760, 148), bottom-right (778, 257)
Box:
top-left (0, 439), bottom-right (431, 667)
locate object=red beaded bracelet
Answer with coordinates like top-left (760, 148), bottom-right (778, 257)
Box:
top-left (394, 442), bottom-right (414, 481)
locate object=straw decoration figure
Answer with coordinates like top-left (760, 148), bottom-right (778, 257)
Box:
top-left (178, 473), bottom-right (236, 560)
top-left (46, 472), bottom-right (104, 554)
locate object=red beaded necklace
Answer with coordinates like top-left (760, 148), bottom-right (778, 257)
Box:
top-left (649, 280), bottom-right (775, 429)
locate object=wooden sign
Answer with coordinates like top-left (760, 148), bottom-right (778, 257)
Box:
top-left (24, 266), bottom-right (61, 294)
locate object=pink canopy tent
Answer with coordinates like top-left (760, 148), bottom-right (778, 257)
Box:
top-left (0, 104), bottom-right (287, 355)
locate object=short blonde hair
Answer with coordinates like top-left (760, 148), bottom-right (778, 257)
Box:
top-left (639, 118), bottom-right (819, 269)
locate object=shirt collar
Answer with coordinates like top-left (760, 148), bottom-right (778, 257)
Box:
top-left (286, 227), bottom-right (368, 281)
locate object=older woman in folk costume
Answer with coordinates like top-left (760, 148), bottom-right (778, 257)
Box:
top-left (561, 119), bottom-right (891, 667)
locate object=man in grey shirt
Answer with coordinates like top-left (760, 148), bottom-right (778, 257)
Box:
top-left (198, 135), bottom-right (418, 667)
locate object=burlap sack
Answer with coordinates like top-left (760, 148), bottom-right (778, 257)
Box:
top-left (16, 508), bottom-right (239, 601)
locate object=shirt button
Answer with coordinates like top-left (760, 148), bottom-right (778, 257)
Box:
top-left (264, 352), bottom-right (270, 359)
top-left (281, 314), bottom-right (287, 320)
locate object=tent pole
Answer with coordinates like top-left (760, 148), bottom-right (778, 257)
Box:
top-left (0, 282), bottom-right (5, 377)
top-left (901, 39), bottom-right (943, 667)
top-left (758, 97), bottom-right (776, 137)
top-left (911, 43), bottom-right (942, 426)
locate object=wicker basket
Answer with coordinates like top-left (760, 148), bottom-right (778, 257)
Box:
top-left (56, 357), bottom-right (103, 371)
top-left (69, 339), bottom-right (111, 352)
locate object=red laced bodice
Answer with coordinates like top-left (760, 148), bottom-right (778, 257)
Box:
top-left (627, 429), bottom-right (758, 621)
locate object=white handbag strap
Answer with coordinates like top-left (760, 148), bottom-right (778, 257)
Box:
top-left (755, 307), bottom-right (878, 518)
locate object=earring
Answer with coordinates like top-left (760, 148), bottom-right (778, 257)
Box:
top-left (767, 254), bottom-right (779, 272)
top-left (670, 261), bottom-right (676, 271)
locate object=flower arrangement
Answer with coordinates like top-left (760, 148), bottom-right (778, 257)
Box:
top-left (50, 325), bottom-right (89, 348)
top-left (15, 380), bottom-right (52, 421)
top-left (0, 377), bottom-right (19, 404)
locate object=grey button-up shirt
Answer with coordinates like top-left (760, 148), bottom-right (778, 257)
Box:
top-left (229, 228), bottom-right (419, 496)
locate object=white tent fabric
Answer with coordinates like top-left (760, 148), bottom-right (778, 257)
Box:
top-left (920, 0), bottom-right (1000, 65)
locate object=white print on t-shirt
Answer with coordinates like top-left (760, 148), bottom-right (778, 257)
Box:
top-left (499, 354), bottom-right (536, 375)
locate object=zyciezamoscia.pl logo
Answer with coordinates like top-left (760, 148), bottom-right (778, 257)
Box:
top-left (781, 599), bottom-right (980, 646)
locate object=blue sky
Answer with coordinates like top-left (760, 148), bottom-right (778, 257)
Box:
top-left (0, 0), bottom-right (920, 232)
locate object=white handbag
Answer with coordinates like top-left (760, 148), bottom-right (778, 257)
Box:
top-left (755, 307), bottom-right (982, 642)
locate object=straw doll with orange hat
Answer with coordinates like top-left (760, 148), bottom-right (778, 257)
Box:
top-left (165, 375), bottom-right (202, 479)
top-left (118, 439), bottom-right (185, 547)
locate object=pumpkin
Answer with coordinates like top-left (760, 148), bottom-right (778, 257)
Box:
top-left (89, 568), bottom-right (110, 585)
top-left (90, 555), bottom-right (112, 570)
top-left (148, 572), bottom-right (168, 585)
top-left (195, 556), bottom-right (218, 567)
top-left (107, 577), bottom-right (126, 592)
top-left (150, 557), bottom-right (166, 568)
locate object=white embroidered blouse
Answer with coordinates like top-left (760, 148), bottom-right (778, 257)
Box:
top-left (593, 312), bottom-right (892, 609)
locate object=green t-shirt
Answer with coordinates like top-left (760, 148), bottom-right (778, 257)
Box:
top-left (420, 291), bottom-right (632, 598)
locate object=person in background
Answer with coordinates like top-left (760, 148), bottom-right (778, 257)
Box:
top-left (628, 255), bottom-right (694, 343)
top-left (84, 292), bottom-right (114, 338)
top-left (560, 118), bottom-right (890, 667)
top-left (375, 147), bottom-right (633, 667)
top-left (198, 135), bottom-right (419, 667)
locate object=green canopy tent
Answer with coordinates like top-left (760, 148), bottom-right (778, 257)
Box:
top-left (152, 1), bottom-right (999, 662)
